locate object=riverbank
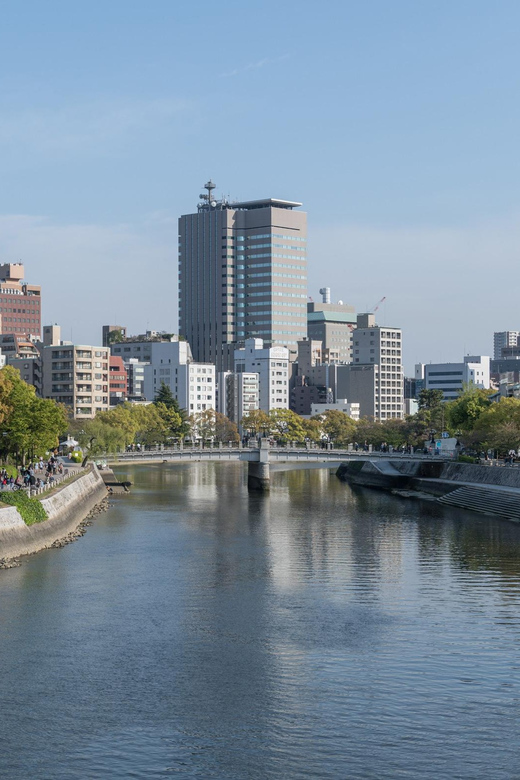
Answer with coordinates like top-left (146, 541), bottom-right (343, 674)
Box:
top-left (0, 464), bottom-right (108, 561)
top-left (337, 459), bottom-right (520, 520)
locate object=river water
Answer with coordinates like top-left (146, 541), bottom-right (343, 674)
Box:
top-left (1, 463), bottom-right (520, 779)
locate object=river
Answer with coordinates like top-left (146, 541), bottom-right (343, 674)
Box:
top-left (1, 462), bottom-right (520, 779)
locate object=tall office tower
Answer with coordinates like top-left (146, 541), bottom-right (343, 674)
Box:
top-left (178, 181), bottom-right (308, 371)
top-left (494, 331), bottom-right (520, 359)
top-left (0, 263), bottom-right (41, 338)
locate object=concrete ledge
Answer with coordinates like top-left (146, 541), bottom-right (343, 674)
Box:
top-left (0, 465), bottom-right (108, 560)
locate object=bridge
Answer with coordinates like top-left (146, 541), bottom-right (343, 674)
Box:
top-left (108, 440), bottom-right (450, 491)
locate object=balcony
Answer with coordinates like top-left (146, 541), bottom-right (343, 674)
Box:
top-left (52, 351), bottom-right (73, 360)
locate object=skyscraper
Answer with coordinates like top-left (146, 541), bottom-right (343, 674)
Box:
top-left (178, 182), bottom-right (308, 370)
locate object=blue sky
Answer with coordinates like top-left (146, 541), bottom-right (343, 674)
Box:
top-left (0, 0), bottom-right (518, 370)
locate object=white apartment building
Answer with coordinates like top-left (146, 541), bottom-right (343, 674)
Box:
top-left (352, 314), bottom-right (404, 419)
top-left (142, 340), bottom-right (215, 413)
top-left (218, 372), bottom-right (259, 425)
top-left (416, 355), bottom-right (490, 401)
top-left (234, 337), bottom-right (289, 412)
top-left (310, 400), bottom-right (360, 420)
top-left (41, 344), bottom-right (110, 418)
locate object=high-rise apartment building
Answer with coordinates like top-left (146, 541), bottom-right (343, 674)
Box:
top-left (41, 343), bottom-right (110, 418)
top-left (178, 182), bottom-right (308, 370)
top-left (234, 338), bottom-right (289, 412)
top-left (217, 372), bottom-right (260, 425)
top-left (0, 263), bottom-right (41, 339)
top-left (494, 331), bottom-right (520, 360)
top-left (351, 313), bottom-right (404, 419)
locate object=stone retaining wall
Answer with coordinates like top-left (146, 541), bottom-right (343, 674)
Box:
top-left (392, 460), bottom-right (520, 489)
top-left (0, 466), bottom-right (107, 560)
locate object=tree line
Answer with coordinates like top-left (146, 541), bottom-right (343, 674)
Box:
top-left (0, 365), bottom-right (516, 461)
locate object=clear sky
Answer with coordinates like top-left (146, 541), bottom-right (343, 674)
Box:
top-left (0, 0), bottom-right (518, 372)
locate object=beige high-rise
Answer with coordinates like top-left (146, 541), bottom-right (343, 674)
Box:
top-left (178, 183), bottom-right (308, 370)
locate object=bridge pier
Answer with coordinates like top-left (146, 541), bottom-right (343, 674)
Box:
top-left (247, 438), bottom-right (270, 491)
top-left (247, 461), bottom-right (270, 491)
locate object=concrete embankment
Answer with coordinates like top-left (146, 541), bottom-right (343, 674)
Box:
top-left (337, 459), bottom-right (520, 520)
top-left (0, 465), bottom-right (108, 560)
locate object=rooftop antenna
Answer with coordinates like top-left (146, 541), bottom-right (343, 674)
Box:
top-left (205, 179), bottom-right (216, 207)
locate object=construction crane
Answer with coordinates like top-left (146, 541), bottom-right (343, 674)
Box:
top-left (370, 296), bottom-right (386, 313)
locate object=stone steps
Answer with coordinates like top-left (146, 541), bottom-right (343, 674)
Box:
top-left (438, 486), bottom-right (520, 521)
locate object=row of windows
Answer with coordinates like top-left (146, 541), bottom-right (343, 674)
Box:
top-left (247, 301), bottom-right (305, 309)
top-left (247, 272), bottom-right (306, 280)
top-left (238, 243), bottom-right (305, 251)
top-left (248, 262), bottom-right (306, 270)
top-left (2, 318), bottom-right (39, 323)
top-left (246, 291), bottom-right (307, 298)
top-left (247, 282), bottom-right (306, 289)
top-left (0, 307), bottom-right (39, 314)
top-left (245, 253), bottom-right (306, 261)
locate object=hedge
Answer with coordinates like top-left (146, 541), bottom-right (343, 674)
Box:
top-left (0, 491), bottom-right (48, 525)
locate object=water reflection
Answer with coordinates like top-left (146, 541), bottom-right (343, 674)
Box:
top-left (0, 462), bottom-right (520, 779)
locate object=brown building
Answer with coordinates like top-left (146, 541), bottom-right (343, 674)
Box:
top-left (0, 263), bottom-right (41, 339)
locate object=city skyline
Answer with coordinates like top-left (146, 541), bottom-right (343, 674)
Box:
top-left (0, 1), bottom-right (518, 371)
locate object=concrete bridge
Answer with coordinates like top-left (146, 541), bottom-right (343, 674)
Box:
top-left (108, 441), bottom-right (450, 492)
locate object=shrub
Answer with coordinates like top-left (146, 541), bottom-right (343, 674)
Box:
top-left (0, 491), bottom-right (47, 525)
top-left (457, 454), bottom-right (479, 464)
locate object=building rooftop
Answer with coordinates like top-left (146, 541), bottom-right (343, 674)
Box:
top-left (308, 311), bottom-right (357, 324)
top-left (230, 198), bottom-right (302, 210)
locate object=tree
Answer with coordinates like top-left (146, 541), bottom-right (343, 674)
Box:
top-left (154, 382), bottom-right (189, 438)
top-left (301, 417), bottom-right (323, 443)
top-left (189, 409), bottom-right (217, 442)
top-left (469, 398), bottom-right (520, 454)
top-left (106, 328), bottom-right (125, 345)
top-left (318, 409), bottom-right (357, 447)
top-left (269, 409), bottom-right (305, 442)
top-left (444, 387), bottom-right (492, 432)
top-left (418, 389), bottom-right (444, 410)
top-left (355, 417), bottom-right (384, 447)
top-left (240, 409), bottom-right (271, 436)
top-left (214, 412), bottom-right (239, 443)
top-left (0, 366), bottom-right (67, 463)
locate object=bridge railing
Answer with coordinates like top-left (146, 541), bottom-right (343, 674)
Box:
top-left (104, 446), bottom-right (454, 462)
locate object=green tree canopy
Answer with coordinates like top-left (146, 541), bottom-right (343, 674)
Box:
top-left (444, 387), bottom-right (493, 432)
top-left (240, 409), bottom-right (271, 436)
top-left (269, 409), bottom-right (306, 442)
top-left (0, 366), bottom-right (68, 463)
top-left (154, 382), bottom-right (189, 438)
top-left (317, 409), bottom-right (356, 447)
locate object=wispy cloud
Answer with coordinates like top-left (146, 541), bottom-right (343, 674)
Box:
top-left (220, 54), bottom-right (290, 78)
